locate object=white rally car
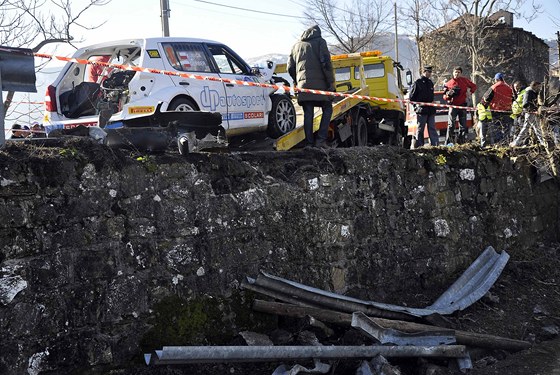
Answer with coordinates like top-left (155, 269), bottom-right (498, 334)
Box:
top-left (43, 37), bottom-right (296, 141)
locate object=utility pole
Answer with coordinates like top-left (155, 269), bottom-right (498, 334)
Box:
top-left (160, 0), bottom-right (170, 37)
top-left (394, 2), bottom-right (399, 62)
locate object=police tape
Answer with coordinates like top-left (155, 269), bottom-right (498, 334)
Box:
top-left (33, 52), bottom-right (513, 114)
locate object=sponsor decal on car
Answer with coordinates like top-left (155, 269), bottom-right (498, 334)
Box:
top-left (128, 106), bottom-right (155, 115)
top-left (244, 111), bottom-right (264, 119)
top-left (200, 86), bottom-right (266, 112)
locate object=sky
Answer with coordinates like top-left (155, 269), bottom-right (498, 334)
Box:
top-left (37, 0), bottom-right (560, 64)
top-left (5, 0), bottom-right (560, 129)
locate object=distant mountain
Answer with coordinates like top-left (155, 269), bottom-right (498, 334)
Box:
top-left (245, 54), bottom-right (289, 67)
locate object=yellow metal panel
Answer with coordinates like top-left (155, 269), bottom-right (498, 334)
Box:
top-left (274, 87), bottom-right (368, 151)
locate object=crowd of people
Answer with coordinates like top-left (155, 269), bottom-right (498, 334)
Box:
top-left (10, 122), bottom-right (45, 139)
top-left (411, 66), bottom-right (558, 149)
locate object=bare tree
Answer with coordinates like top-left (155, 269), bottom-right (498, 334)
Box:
top-left (1, 0), bottom-right (111, 116)
top-left (430, 0), bottom-right (541, 101)
top-left (398, 0), bottom-right (442, 73)
top-left (302, 0), bottom-right (392, 53)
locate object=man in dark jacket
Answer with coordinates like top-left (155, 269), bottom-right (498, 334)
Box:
top-left (288, 25), bottom-right (335, 148)
top-left (510, 81), bottom-right (544, 146)
top-left (409, 66), bottom-right (438, 148)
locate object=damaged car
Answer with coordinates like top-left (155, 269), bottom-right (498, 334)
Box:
top-left (43, 37), bottom-right (296, 152)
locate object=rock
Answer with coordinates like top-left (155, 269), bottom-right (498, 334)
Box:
top-left (541, 325), bottom-right (560, 339)
top-left (0, 276), bottom-right (27, 305)
top-left (238, 331), bottom-right (274, 346)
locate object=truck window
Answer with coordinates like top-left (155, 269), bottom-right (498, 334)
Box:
top-left (335, 67), bottom-right (351, 82)
top-left (357, 63), bottom-right (384, 79)
top-left (162, 42), bottom-right (212, 73)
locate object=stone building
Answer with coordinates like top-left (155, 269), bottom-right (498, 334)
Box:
top-left (419, 10), bottom-right (549, 98)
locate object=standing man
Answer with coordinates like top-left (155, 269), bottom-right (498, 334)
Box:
top-left (288, 25), bottom-right (335, 148)
top-left (510, 80), bottom-right (527, 141)
top-left (510, 81), bottom-right (544, 147)
top-left (443, 66), bottom-right (477, 145)
top-left (410, 66), bottom-right (437, 148)
top-left (482, 73), bottom-right (514, 143)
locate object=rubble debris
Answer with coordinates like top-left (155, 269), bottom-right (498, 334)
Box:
top-left (242, 247), bottom-right (509, 318)
top-left (272, 358), bottom-right (331, 375)
top-left (252, 300), bottom-right (531, 352)
top-left (357, 355), bottom-right (402, 375)
top-left (238, 331), bottom-right (274, 346)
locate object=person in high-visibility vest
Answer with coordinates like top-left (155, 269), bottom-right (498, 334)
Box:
top-left (510, 80), bottom-right (527, 141)
top-left (477, 100), bottom-right (493, 147)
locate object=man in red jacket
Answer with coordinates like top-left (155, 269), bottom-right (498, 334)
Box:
top-left (443, 66), bottom-right (477, 145)
top-left (482, 73), bottom-right (514, 144)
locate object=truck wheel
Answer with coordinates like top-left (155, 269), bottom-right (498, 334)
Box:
top-left (403, 135), bottom-right (412, 149)
top-left (169, 97), bottom-right (198, 112)
top-left (389, 125), bottom-right (403, 147)
top-left (353, 115), bottom-right (368, 146)
top-left (267, 95), bottom-right (296, 138)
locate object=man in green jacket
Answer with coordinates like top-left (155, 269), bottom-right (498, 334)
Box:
top-left (288, 25), bottom-right (335, 148)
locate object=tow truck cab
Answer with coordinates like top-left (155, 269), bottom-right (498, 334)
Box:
top-left (330, 51), bottom-right (407, 146)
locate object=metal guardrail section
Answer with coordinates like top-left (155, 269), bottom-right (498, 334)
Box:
top-left (245, 247), bottom-right (509, 318)
top-left (351, 312), bottom-right (456, 346)
top-left (145, 344), bottom-right (469, 365)
top-left (352, 312), bottom-right (474, 371)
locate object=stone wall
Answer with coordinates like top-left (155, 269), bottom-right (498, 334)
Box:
top-left (0, 140), bottom-right (558, 374)
top-left (420, 25), bottom-right (549, 95)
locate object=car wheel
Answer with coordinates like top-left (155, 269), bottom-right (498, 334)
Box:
top-left (169, 97), bottom-right (198, 112)
top-left (267, 95), bottom-right (296, 138)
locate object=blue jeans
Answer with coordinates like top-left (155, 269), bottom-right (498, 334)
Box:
top-left (414, 114), bottom-right (438, 147)
top-left (302, 102), bottom-right (333, 145)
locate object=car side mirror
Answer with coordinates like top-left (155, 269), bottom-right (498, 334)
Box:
top-left (251, 66), bottom-right (261, 76)
top-left (405, 70), bottom-right (413, 86)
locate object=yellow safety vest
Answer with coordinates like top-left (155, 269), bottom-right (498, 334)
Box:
top-left (477, 103), bottom-right (492, 121)
top-left (511, 88), bottom-right (526, 119)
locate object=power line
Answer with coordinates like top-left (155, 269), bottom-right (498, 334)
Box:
top-left (190, 0), bottom-right (307, 19)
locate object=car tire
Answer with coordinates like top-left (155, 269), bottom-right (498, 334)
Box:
top-left (168, 97), bottom-right (198, 112)
top-left (267, 95), bottom-right (296, 138)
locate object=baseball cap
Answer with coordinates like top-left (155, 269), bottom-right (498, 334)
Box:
top-left (494, 72), bottom-right (504, 80)
top-left (423, 66), bottom-right (433, 72)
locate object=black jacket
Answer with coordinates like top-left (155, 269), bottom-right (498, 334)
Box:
top-left (409, 76), bottom-right (435, 115)
top-left (287, 25), bottom-right (335, 103)
top-left (522, 87), bottom-right (539, 112)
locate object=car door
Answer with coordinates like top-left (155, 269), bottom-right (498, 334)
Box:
top-left (206, 43), bottom-right (268, 132)
top-left (160, 41), bottom-right (229, 129)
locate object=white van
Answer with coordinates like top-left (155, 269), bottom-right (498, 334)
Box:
top-left (43, 37), bottom-right (296, 138)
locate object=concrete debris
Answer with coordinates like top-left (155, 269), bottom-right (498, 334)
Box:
top-left (272, 358), bottom-right (331, 375)
top-left (0, 276), bottom-right (27, 305)
top-left (238, 331), bottom-right (274, 346)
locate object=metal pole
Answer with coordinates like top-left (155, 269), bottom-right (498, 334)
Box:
top-left (160, 0), bottom-right (170, 37)
top-left (151, 345), bottom-right (468, 364)
top-left (394, 2), bottom-right (399, 62)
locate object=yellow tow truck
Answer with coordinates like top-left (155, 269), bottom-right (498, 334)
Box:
top-left (274, 51), bottom-right (409, 151)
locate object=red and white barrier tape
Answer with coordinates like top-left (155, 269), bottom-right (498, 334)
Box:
top-left (33, 52), bottom-right (512, 114)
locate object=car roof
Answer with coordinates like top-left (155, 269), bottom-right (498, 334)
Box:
top-left (72, 37), bottom-right (222, 57)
